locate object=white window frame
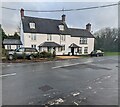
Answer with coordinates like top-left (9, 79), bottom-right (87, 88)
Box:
top-left (58, 47), bottom-right (62, 52)
top-left (47, 34), bottom-right (52, 41)
top-left (59, 25), bottom-right (64, 31)
top-left (7, 45), bottom-right (11, 50)
top-left (61, 35), bottom-right (66, 41)
top-left (84, 47), bottom-right (88, 54)
top-left (77, 47), bottom-right (82, 54)
top-left (29, 23), bottom-right (35, 29)
top-left (31, 34), bottom-right (36, 40)
top-left (80, 38), bottom-right (87, 44)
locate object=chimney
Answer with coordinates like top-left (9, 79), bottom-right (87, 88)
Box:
top-left (86, 23), bottom-right (91, 32)
top-left (62, 14), bottom-right (66, 22)
top-left (20, 8), bottom-right (24, 19)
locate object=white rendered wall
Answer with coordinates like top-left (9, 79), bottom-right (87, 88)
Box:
top-left (23, 33), bottom-right (94, 55)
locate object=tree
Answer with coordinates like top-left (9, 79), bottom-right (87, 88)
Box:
top-left (7, 32), bottom-right (20, 39)
top-left (94, 27), bottom-right (118, 52)
top-left (13, 32), bottom-right (20, 39)
top-left (0, 25), bottom-right (7, 41)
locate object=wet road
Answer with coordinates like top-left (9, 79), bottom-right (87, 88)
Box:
top-left (2, 56), bottom-right (118, 105)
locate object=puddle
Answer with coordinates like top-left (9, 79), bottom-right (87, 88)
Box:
top-left (39, 85), bottom-right (53, 92)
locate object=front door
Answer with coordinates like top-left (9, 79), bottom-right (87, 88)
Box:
top-left (71, 47), bottom-right (74, 55)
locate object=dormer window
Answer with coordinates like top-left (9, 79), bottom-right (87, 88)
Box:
top-left (59, 25), bottom-right (64, 31)
top-left (29, 22), bottom-right (35, 29)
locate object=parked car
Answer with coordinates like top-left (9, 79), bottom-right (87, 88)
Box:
top-left (7, 47), bottom-right (38, 60)
top-left (90, 50), bottom-right (104, 57)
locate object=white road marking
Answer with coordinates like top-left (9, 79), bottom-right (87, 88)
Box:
top-left (52, 61), bottom-right (92, 69)
top-left (0, 73), bottom-right (16, 78)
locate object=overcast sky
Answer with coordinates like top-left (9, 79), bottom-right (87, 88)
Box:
top-left (1, 1), bottom-right (119, 35)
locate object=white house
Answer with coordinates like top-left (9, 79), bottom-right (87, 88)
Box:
top-left (3, 39), bottom-right (22, 50)
top-left (20, 8), bottom-right (94, 55)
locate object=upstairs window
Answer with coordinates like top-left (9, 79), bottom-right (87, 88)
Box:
top-left (47, 34), bottom-right (52, 41)
top-left (31, 34), bottom-right (36, 40)
top-left (80, 38), bottom-right (87, 44)
top-left (59, 25), bottom-right (64, 31)
top-left (61, 35), bottom-right (66, 41)
top-left (29, 22), bottom-right (35, 29)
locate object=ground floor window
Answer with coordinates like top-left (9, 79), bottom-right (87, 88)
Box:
top-left (58, 47), bottom-right (62, 52)
top-left (31, 44), bottom-right (36, 48)
top-left (39, 47), bottom-right (42, 52)
top-left (77, 47), bottom-right (82, 54)
top-left (84, 47), bottom-right (88, 54)
top-left (47, 47), bottom-right (51, 52)
top-left (62, 45), bottom-right (65, 51)
top-left (7, 45), bottom-right (11, 50)
top-left (16, 45), bottom-right (20, 49)
top-left (58, 45), bottom-right (65, 52)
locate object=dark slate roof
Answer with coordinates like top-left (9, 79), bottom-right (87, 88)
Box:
top-left (22, 16), bottom-right (69, 35)
top-left (22, 16), bottom-right (94, 38)
top-left (69, 43), bottom-right (80, 48)
top-left (3, 39), bottom-right (22, 45)
top-left (38, 42), bottom-right (62, 47)
top-left (68, 28), bottom-right (94, 38)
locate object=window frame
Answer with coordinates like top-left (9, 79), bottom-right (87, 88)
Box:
top-left (29, 22), bottom-right (35, 29)
top-left (80, 38), bottom-right (87, 44)
top-left (31, 34), bottom-right (36, 41)
top-left (84, 47), bottom-right (88, 54)
top-left (47, 34), bottom-right (52, 41)
top-left (7, 45), bottom-right (11, 50)
top-left (77, 47), bottom-right (82, 54)
top-left (61, 35), bottom-right (66, 41)
top-left (59, 25), bottom-right (64, 31)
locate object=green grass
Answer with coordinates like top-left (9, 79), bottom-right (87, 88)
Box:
top-left (104, 52), bottom-right (120, 56)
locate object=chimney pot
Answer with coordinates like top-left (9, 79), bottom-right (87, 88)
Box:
top-left (62, 14), bottom-right (66, 22)
top-left (20, 8), bottom-right (24, 19)
top-left (86, 23), bottom-right (91, 32)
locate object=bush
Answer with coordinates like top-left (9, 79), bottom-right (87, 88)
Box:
top-left (2, 48), bottom-right (7, 57)
top-left (39, 51), bottom-right (53, 58)
top-left (22, 52), bottom-right (26, 59)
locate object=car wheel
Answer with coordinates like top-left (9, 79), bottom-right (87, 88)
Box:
top-left (29, 55), bottom-right (34, 60)
top-left (96, 54), bottom-right (99, 57)
top-left (8, 55), bottom-right (14, 60)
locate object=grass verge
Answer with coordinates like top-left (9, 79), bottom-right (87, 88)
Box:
top-left (104, 52), bottom-right (120, 56)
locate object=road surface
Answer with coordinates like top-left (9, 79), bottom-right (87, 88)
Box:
top-left (2, 56), bottom-right (118, 105)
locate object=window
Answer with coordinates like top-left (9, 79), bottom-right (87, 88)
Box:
top-left (31, 44), bottom-right (36, 48)
top-left (58, 47), bottom-right (62, 52)
top-left (59, 25), bottom-right (64, 31)
top-left (58, 45), bottom-right (65, 52)
top-left (18, 48), bottom-right (24, 52)
top-left (47, 47), bottom-right (51, 52)
top-left (29, 23), bottom-right (35, 29)
top-left (7, 45), bottom-right (11, 50)
top-left (61, 35), bottom-right (66, 41)
top-left (84, 47), bottom-right (88, 54)
top-left (62, 45), bottom-right (65, 51)
top-left (16, 45), bottom-right (20, 49)
top-left (77, 47), bottom-right (82, 54)
top-left (47, 35), bottom-right (52, 41)
top-left (80, 38), bottom-right (87, 44)
top-left (31, 34), bottom-right (36, 40)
